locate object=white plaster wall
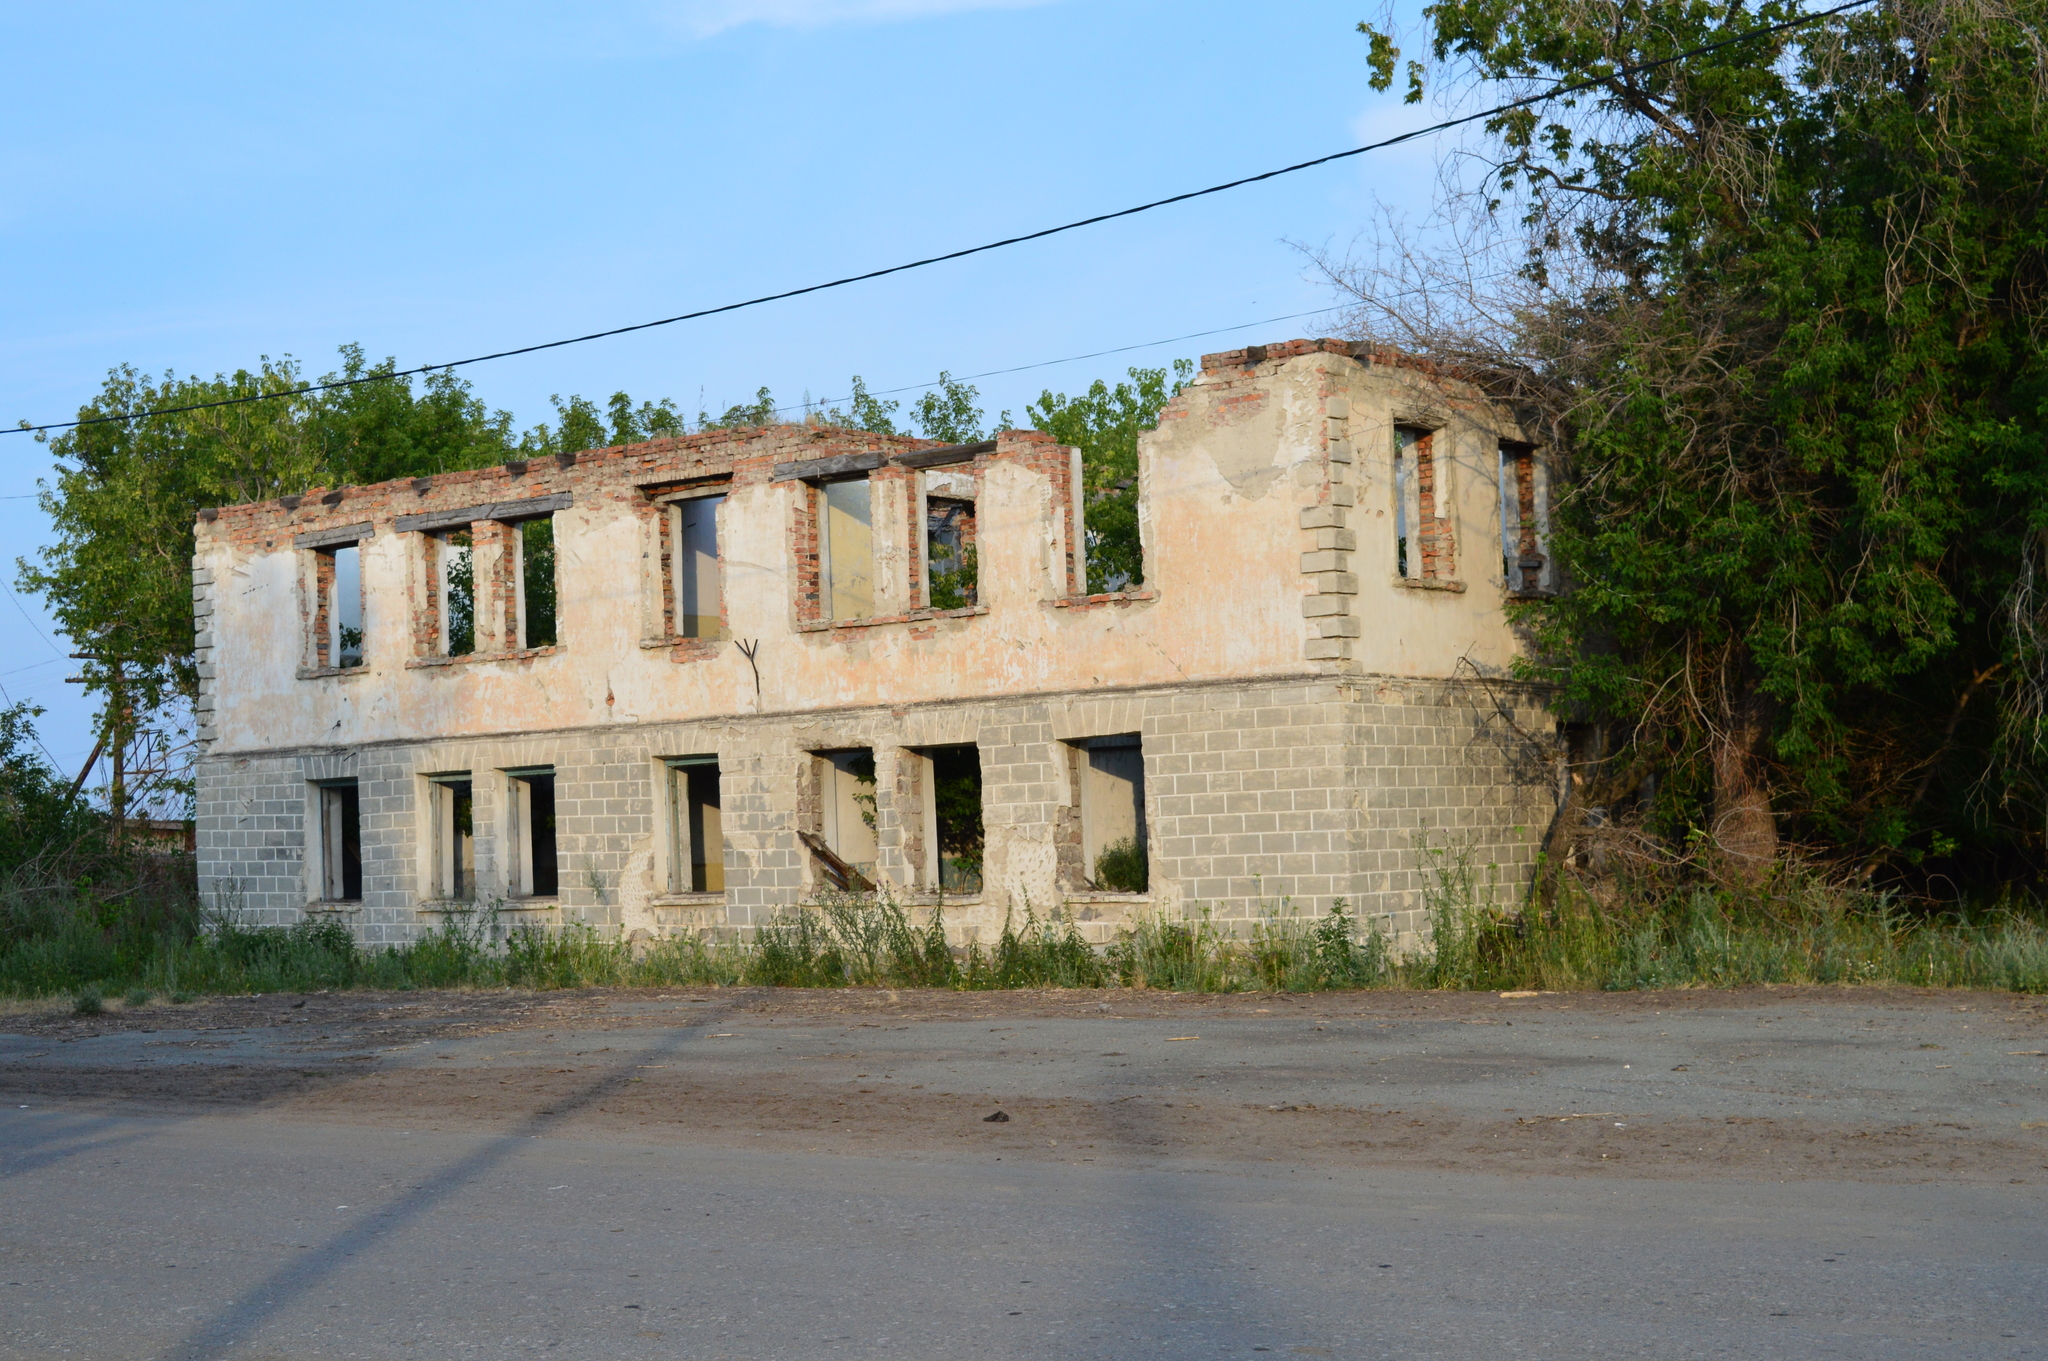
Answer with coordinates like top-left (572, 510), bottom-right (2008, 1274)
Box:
top-left (196, 351), bottom-right (1534, 763)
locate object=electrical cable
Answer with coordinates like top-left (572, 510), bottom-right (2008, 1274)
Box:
top-left (5, 0), bottom-right (1875, 439)
top-left (768, 305), bottom-right (1339, 419)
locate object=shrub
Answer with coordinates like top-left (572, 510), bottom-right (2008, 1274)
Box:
top-left (1094, 837), bottom-right (1147, 893)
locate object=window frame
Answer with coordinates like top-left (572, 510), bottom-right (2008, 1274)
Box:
top-left (662, 756), bottom-right (724, 894)
top-left (503, 766), bottom-right (558, 899)
top-left (425, 774), bottom-right (476, 902)
top-left (810, 748), bottom-right (879, 878)
top-left (435, 528), bottom-right (477, 657)
top-left (312, 543), bottom-right (367, 670)
top-left (511, 514), bottom-right (559, 650)
top-left (1498, 442), bottom-right (1550, 594)
top-left (817, 476), bottom-right (877, 623)
top-left (668, 492), bottom-right (728, 641)
top-left (312, 778), bottom-right (363, 902)
top-left (921, 488), bottom-right (979, 610)
top-left (907, 743), bottom-right (983, 894)
top-left (1073, 734), bottom-right (1147, 893)
top-left (1393, 425), bottom-right (1456, 582)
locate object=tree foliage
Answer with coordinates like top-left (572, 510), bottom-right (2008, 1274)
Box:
top-left (16, 350), bottom-right (682, 780)
top-left (18, 342), bottom-right (1193, 824)
top-left (1344, 0), bottom-right (2048, 890)
top-left (0, 704), bottom-right (88, 876)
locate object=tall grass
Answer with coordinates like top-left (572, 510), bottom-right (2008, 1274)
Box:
top-left (2, 875), bottom-right (2043, 1001)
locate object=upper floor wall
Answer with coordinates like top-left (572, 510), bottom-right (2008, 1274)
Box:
top-left (192, 339), bottom-right (1545, 755)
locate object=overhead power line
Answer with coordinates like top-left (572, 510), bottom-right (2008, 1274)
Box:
top-left (7, 0), bottom-right (1874, 440)
top-left (771, 306), bottom-right (1339, 420)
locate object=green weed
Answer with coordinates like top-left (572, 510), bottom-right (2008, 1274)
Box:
top-left (3, 856), bottom-right (2044, 1000)
top-left (1093, 837), bottom-right (1147, 893)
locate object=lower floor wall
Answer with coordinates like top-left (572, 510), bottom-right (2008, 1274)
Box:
top-left (194, 675), bottom-right (1560, 955)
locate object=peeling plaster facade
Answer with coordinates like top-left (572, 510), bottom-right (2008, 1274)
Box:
top-left (193, 339), bottom-right (1560, 950)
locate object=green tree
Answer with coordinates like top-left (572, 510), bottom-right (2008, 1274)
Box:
top-left (1027, 361), bottom-right (1191, 593)
top-left (0, 704), bottom-right (91, 875)
top-left (20, 359), bottom-right (337, 775)
top-left (1348, 0), bottom-right (2048, 887)
top-left (519, 391), bottom-right (685, 457)
top-left (909, 371), bottom-right (988, 444)
top-left (699, 387), bottom-right (778, 431)
top-left (815, 376), bottom-right (900, 434)
top-left (311, 345), bottom-right (518, 483)
top-left (18, 349), bottom-right (701, 793)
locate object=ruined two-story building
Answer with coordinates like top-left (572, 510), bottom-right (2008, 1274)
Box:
top-left (192, 338), bottom-right (1560, 949)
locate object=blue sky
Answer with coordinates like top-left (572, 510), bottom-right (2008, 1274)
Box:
top-left (0, 0), bottom-right (1454, 784)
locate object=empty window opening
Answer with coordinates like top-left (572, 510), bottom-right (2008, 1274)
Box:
top-left (665, 757), bottom-right (724, 893)
top-left (1499, 444), bottom-right (1548, 593)
top-left (518, 517), bottom-right (557, 649)
top-left (925, 497), bottom-right (977, 609)
top-left (441, 530), bottom-right (475, 656)
top-left (431, 777), bottom-right (475, 900)
top-left (918, 745), bottom-right (984, 893)
top-left (674, 495), bottom-right (725, 638)
top-left (821, 479), bottom-right (875, 621)
top-left (321, 544), bottom-right (365, 669)
top-left (1079, 735), bottom-right (1146, 892)
top-left (317, 780), bottom-right (361, 901)
top-left (1085, 478), bottom-right (1141, 594)
top-left (812, 749), bottom-right (878, 884)
top-left (1394, 427), bottom-right (1454, 581)
top-left (508, 769), bottom-right (558, 898)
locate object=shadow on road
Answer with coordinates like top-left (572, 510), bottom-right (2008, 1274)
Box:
top-left (0, 1108), bottom-right (172, 1180)
top-left (164, 995), bottom-right (748, 1360)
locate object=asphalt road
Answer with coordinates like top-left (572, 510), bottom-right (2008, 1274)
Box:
top-left (3, 986), bottom-right (2045, 1359)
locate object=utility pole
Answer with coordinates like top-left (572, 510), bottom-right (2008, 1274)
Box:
top-left (67, 650), bottom-right (131, 849)
top-left (111, 661), bottom-right (128, 848)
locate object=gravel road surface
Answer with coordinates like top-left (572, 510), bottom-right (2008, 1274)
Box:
top-left (3, 985), bottom-right (2044, 1358)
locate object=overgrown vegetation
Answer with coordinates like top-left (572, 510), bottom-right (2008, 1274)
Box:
top-left (3, 699), bottom-right (2039, 1000)
top-left (1336, 0), bottom-right (2048, 895)
top-left (1093, 836), bottom-right (1148, 893)
top-left (6, 871), bottom-right (2042, 1003)
top-left (13, 359), bottom-right (1037, 811)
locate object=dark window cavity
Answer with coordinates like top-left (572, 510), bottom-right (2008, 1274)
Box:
top-left (922, 744), bottom-right (984, 893)
top-left (318, 781), bottom-right (361, 901)
top-left (509, 770), bottom-right (557, 897)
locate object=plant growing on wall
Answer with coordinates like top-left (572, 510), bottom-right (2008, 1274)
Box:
top-left (1094, 836), bottom-right (1147, 893)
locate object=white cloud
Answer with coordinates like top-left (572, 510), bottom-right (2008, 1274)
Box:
top-left (651, 0), bottom-right (1059, 38)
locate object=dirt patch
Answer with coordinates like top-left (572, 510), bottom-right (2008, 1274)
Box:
top-left (2, 1059), bottom-right (2014, 1185)
top-left (9, 984), bottom-right (2046, 1186)
top-left (7, 981), bottom-right (2042, 1041)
